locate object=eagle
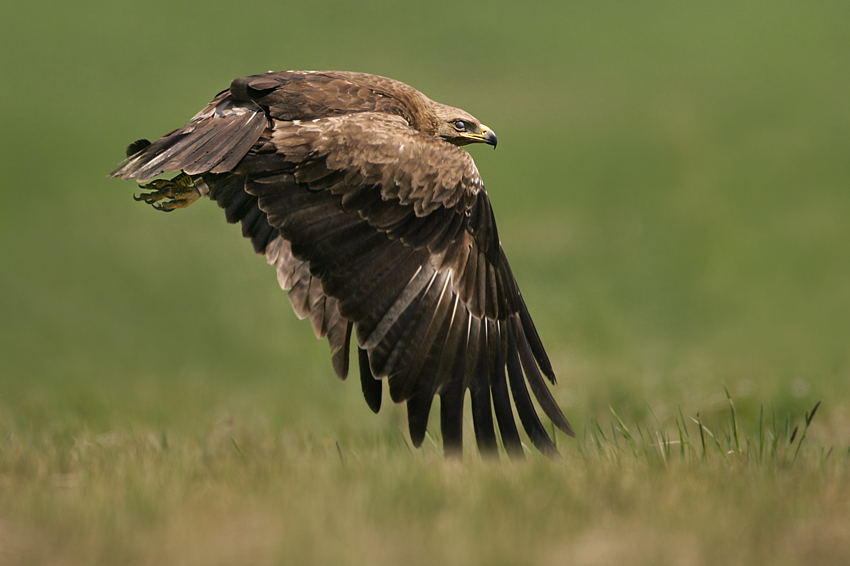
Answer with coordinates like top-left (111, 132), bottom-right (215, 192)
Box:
top-left (111, 70), bottom-right (574, 458)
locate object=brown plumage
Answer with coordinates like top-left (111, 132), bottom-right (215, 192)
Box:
top-left (111, 70), bottom-right (574, 458)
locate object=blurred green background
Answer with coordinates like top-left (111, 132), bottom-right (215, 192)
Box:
top-left (1, 0), bottom-right (848, 443)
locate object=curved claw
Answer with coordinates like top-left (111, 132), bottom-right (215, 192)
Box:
top-left (132, 173), bottom-right (200, 212)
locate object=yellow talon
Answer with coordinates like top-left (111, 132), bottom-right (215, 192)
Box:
top-left (134, 172), bottom-right (200, 212)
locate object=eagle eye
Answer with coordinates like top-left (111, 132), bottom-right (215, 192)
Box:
top-left (453, 120), bottom-right (466, 131)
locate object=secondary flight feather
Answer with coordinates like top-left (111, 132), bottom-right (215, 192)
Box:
top-left (111, 70), bottom-right (574, 458)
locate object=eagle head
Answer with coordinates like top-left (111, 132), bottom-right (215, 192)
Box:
top-left (431, 103), bottom-right (498, 148)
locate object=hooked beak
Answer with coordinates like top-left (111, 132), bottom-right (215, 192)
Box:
top-left (458, 124), bottom-right (498, 148)
top-left (480, 124), bottom-right (498, 148)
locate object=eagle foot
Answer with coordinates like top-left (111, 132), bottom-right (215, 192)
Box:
top-left (134, 172), bottom-right (200, 212)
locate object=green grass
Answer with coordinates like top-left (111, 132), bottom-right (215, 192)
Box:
top-left (2, 400), bottom-right (847, 565)
top-left (2, 0), bottom-right (849, 563)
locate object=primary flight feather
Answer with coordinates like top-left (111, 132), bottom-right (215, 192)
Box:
top-left (111, 70), bottom-right (574, 458)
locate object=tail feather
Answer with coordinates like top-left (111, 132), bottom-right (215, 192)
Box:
top-left (110, 97), bottom-right (267, 182)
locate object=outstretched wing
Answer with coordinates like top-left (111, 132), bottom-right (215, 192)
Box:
top-left (247, 112), bottom-right (574, 456)
top-left (111, 72), bottom-right (574, 457)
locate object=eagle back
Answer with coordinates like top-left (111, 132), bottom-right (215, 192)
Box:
top-left (230, 71), bottom-right (437, 134)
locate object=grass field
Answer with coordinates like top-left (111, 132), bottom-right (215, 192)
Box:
top-left (1, 0), bottom-right (849, 564)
